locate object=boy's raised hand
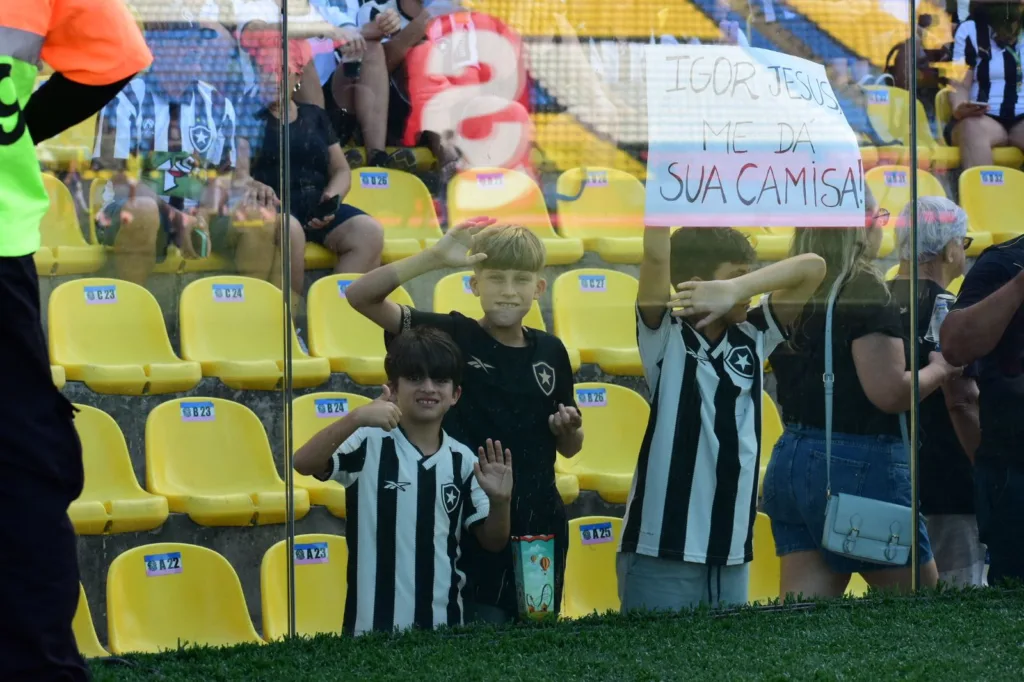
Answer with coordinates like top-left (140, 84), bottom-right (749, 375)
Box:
top-left (548, 403), bottom-right (582, 437)
top-left (669, 279), bottom-right (743, 329)
top-left (429, 216), bottom-right (496, 268)
top-left (353, 385), bottom-right (402, 431)
top-left (474, 439), bottom-right (513, 503)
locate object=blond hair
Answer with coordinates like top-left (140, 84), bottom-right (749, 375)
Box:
top-left (470, 224), bottom-right (546, 273)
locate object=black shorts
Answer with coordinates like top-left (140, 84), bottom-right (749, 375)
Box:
top-left (943, 112), bottom-right (1024, 145)
top-left (303, 203), bottom-right (369, 246)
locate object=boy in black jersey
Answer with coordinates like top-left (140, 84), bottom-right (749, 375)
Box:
top-left (346, 218), bottom-right (584, 623)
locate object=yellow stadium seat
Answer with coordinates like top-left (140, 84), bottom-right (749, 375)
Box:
top-left (556, 472), bottom-right (580, 505)
top-left (347, 168), bottom-right (443, 263)
top-left (861, 146), bottom-right (879, 170)
top-left (35, 174), bottom-right (105, 276)
top-left (69, 404), bottom-right (168, 535)
top-left (847, 573), bottom-right (870, 597)
top-left (959, 166), bottom-right (1024, 244)
top-left (555, 167), bottom-right (644, 264)
top-left (949, 275), bottom-right (964, 296)
top-left (180, 276), bottom-right (330, 390)
top-left (292, 392), bottom-right (373, 517)
top-left (759, 392), bottom-right (782, 498)
top-left (307, 274), bottom-right (413, 384)
top-left (448, 167), bottom-right (584, 265)
top-left (106, 542), bottom-right (263, 653)
top-left (556, 383), bottom-right (648, 503)
top-left (146, 398), bottom-right (310, 526)
top-left (36, 112), bottom-right (97, 169)
top-left (861, 86), bottom-right (959, 170)
top-left (305, 242), bottom-right (336, 270)
top-left (748, 227), bottom-right (793, 262)
top-left (48, 278), bottom-right (202, 395)
top-left (73, 584), bottom-right (109, 659)
top-left (749, 512), bottom-right (780, 604)
top-left (885, 264), bottom-right (899, 281)
top-left (552, 269), bottom-right (641, 375)
top-left (935, 87), bottom-right (1024, 168)
top-left (52, 365), bottom-right (66, 388)
top-left (261, 534), bottom-right (348, 640)
top-left (561, 516), bottom-right (621, 619)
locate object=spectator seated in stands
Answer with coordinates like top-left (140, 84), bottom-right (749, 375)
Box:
top-left (946, 2), bottom-right (1024, 168)
top-left (92, 20), bottom-right (302, 291)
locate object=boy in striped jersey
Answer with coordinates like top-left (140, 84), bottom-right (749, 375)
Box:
top-left (295, 326), bottom-right (513, 635)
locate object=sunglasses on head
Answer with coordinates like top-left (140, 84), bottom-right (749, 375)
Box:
top-left (866, 208), bottom-right (890, 228)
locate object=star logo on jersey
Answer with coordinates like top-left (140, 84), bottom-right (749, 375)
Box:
top-left (441, 483), bottom-right (461, 513)
top-left (467, 356), bottom-right (494, 373)
top-left (384, 480), bottom-right (411, 492)
top-left (190, 125), bottom-right (213, 153)
top-left (533, 361), bottom-right (555, 396)
top-left (725, 347), bottom-right (755, 378)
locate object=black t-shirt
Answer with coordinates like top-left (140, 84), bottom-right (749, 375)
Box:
top-left (889, 278), bottom-right (974, 514)
top-left (952, 236), bottom-right (1024, 456)
top-left (771, 270), bottom-right (905, 436)
top-left (251, 103), bottom-right (339, 226)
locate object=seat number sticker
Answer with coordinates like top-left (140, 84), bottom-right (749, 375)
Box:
top-left (84, 285), bottom-right (117, 304)
top-left (315, 398), bottom-right (349, 417)
top-left (576, 387), bottom-right (607, 407)
top-left (145, 551), bottom-right (183, 576)
top-left (579, 274), bottom-right (606, 292)
top-left (212, 283), bottom-right (244, 302)
top-left (580, 522), bottom-right (614, 545)
top-left (181, 401), bottom-right (215, 422)
top-left (294, 542), bottom-right (329, 565)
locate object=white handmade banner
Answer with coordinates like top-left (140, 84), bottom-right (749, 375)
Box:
top-left (644, 45), bottom-right (864, 228)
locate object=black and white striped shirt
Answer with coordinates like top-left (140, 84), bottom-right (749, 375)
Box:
top-left (325, 426), bottom-right (489, 635)
top-left (620, 296), bottom-right (787, 566)
top-left (954, 19), bottom-right (1024, 119)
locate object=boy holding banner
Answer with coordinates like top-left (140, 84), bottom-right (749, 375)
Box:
top-left (619, 224), bottom-right (825, 610)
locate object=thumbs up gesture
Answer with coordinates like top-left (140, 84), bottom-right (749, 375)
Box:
top-left (353, 384), bottom-right (402, 431)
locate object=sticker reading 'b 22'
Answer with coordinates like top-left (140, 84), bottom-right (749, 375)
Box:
top-left (477, 172), bottom-right (504, 188)
top-left (981, 170), bottom-right (1005, 186)
top-left (587, 171), bottom-right (608, 186)
top-left (145, 551), bottom-right (183, 576)
top-left (578, 274), bottom-right (606, 292)
top-left (181, 401), bottom-right (215, 422)
top-left (212, 283), bottom-right (244, 302)
top-left (361, 172), bottom-right (389, 189)
top-left (580, 521), bottom-right (614, 545)
top-left (883, 170), bottom-right (907, 187)
top-left (576, 387), bottom-right (607, 407)
top-left (315, 398), bottom-right (349, 418)
top-left (294, 542), bottom-right (329, 565)
top-left (84, 285), bottom-right (117, 304)
top-left (337, 279), bottom-right (354, 297)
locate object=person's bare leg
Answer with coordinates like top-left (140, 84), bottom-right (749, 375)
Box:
top-left (111, 196), bottom-right (160, 284)
top-left (861, 559), bottom-right (939, 594)
top-left (953, 116), bottom-right (1008, 169)
top-left (285, 216), bottom-right (306, 299)
top-left (1007, 120), bottom-right (1024, 155)
top-left (323, 215), bottom-right (384, 274)
top-left (780, 551), bottom-right (850, 601)
top-left (233, 220), bottom-right (277, 283)
top-left (332, 40), bottom-right (389, 153)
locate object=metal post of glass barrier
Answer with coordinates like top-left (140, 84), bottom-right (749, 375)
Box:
top-left (907, 0), bottom-right (922, 593)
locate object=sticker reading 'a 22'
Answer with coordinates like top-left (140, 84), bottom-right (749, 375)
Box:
top-left (181, 401), bottom-right (215, 422)
top-left (145, 551), bottom-right (183, 576)
top-left (294, 542), bottom-right (329, 565)
top-left (212, 283), bottom-right (244, 302)
top-left (580, 521), bottom-right (614, 545)
top-left (315, 398), bottom-right (349, 417)
top-left (84, 285), bottom-right (117, 304)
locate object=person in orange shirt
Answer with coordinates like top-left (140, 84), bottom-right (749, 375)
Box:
top-left (0, 2), bottom-right (151, 679)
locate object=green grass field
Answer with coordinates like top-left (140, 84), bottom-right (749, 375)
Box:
top-left (90, 589), bottom-right (1024, 681)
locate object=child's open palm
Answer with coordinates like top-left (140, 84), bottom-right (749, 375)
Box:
top-left (430, 216), bottom-right (496, 268)
top-left (669, 279), bottom-right (742, 329)
top-left (474, 439), bottom-right (513, 503)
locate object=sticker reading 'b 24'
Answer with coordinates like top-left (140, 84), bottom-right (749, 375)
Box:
top-left (315, 398), bottom-right (349, 417)
top-left (145, 551), bottom-right (183, 576)
top-left (84, 285), bottom-right (117, 304)
top-left (361, 172), bottom-right (389, 189)
top-left (294, 542), bottom-right (329, 565)
top-left (212, 283), bottom-right (244, 302)
top-left (576, 387), bottom-right (607, 407)
top-left (578, 274), bottom-right (606, 292)
top-left (181, 401), bottom-right (215, 422)
top-left (580, 521), bottom-right (614, 545)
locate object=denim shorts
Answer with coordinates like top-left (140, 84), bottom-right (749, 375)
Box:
top-left (762, 425), bottom-right (933, 574)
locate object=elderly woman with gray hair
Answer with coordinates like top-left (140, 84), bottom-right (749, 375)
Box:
top-left (890, 196), bottom-right (985, 587)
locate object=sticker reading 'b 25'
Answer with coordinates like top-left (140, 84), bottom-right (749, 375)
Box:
top-left (212, 283), bottom-right (244, 302)
top-left (576, 387), bottom-right (607, 407)
top-left (361, 172), bottom-right (389, 189)
top-left (578, 274), bottom-right (606, 292)
top-left (181, 401), bottom-right (215, 422)
top-left (580, 521), bottom-right (614, 545)
top-left (145, 551), bottom-right (183, 576)
top-left (315, 398), bottom-right (349, 418)
top-left (84, 285), bottom-right (117, 304)
top-left (294, 542), bottom-right (329, 564)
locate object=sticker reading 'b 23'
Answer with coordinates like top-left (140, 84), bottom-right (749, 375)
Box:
top-left (476, 172), bottom-right (504, 188)
top-left (361, 172), bottom-right (389, 189)
top-left (84, 285), bottom-right (117, 304)
top-left (337, 280), bottom-right (354, 297)
top-left (578, 274), bottom-right (606, 292)
top-left (576, 387), bottom-right (607, 407)
top-left (145, 551), bottom-right (183, 576)
top-left (587, 171), bottom-right (608, 186)
top-left (981, 170), bottom-right (1005, 185)
top-left (181, 401), bottom-right (215, 422)
top-left (212, 283), bottom-right (244, 302)
top-left (294, 542), bottom-right (329, 564)
top-left (315, 398), bottom-right (349, 417)
top-left (883, 171), bottom-right (907, 187)
top-left (580, 521), bottom-right (614, 545)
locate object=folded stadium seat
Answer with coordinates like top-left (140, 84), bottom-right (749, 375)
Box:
top-left (48, 278), bottom-right (202, 395)
top-left (73, 583), bottom-right (109, 659)
top-left (35, 110), bottom-right (97, 170)
top-left (935, 87), bottom-right (1023, 169)
top-left (447, 167), bottom-right (584, 265)
top-left (555, 167), bottom-right (644, 264)
top-left (556, 473), bottom-right (580, 505)
top-left (52, 364), bottom-right (66, 389)
top-left (752, 226), bottom-right (793, 262)
top-left (860, 146), bottom-right (879, 170)
top-left (69, 404), bottom-right (169, 535)
top-left (749, 512), bottom-right (781, 604)
top-left (292, 392), bottom-right (374, 517)
top-left (146, 398), bottom-right (311, 526)
top-left (179, 276), bottom-right (330, 390)
top-left (305, 242), bottom-right (336, 270)
top-left (552, 269), bottom-right (641, 375)
top-left (344, 146), bottom-right (435, 172)
top-left (306, 274), bottom-right (413, 384)
top-left (960, 166), bottom-right (1024, 244)
top-left (555, 383), bottom-right (648, 503)
top-left (34, 174), bottom-right (105, 276)
top-left (759, 392), bottom-right (782, 498)
top-left (346, 167), bottom-right (444, 263)
top-left (861, 86), bottom-right (959, 171)
top-left (260, 534), bottom-right (348, 640)
top-left (87, 176), bottom-right (184, 275)
top-left (561, 516), bottom-right (621, 619)
top-left (106, 542), bottom-right (264, 654)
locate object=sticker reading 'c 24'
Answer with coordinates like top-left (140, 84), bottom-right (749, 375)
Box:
top-left (145, 551), bottom-right (183, 576)
top-left (84, 285), bottom-right (117, 304)
top-left (294, 542), bottom-right (329, 565)
top-left (477, 172), bottom-right (504, 188)
top-left (884, 171), bottom-right (907, 187)
top-left (587, 171), bottom-right (608, 186)
top-left (212, 283), bottom-right (244, 302)
top-left (578, 274), bottom-right (607, 292)
top-left (180, 401), bottom-right (215, 422)
top-left (337, 279), bottom-right (354, 297)
top-left (361, 172), bottom-right (389, 189)
top-left (981, 170), bottom-right (1005, 186)
top-left (576, 387), bottom-right (607, 407)
top-left (315, 398), bottom-right (349, 417)
top-left (580, 521), bottom-right (614, 545)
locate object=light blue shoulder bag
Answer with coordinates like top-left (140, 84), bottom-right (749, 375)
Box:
top-left (821, 274), bottom-right (913, 566)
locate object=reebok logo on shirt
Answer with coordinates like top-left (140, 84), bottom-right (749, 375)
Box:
top-left (384, 480), bottom-right (411, 491)
top-left (467, 356), bottom-right (494, 373)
